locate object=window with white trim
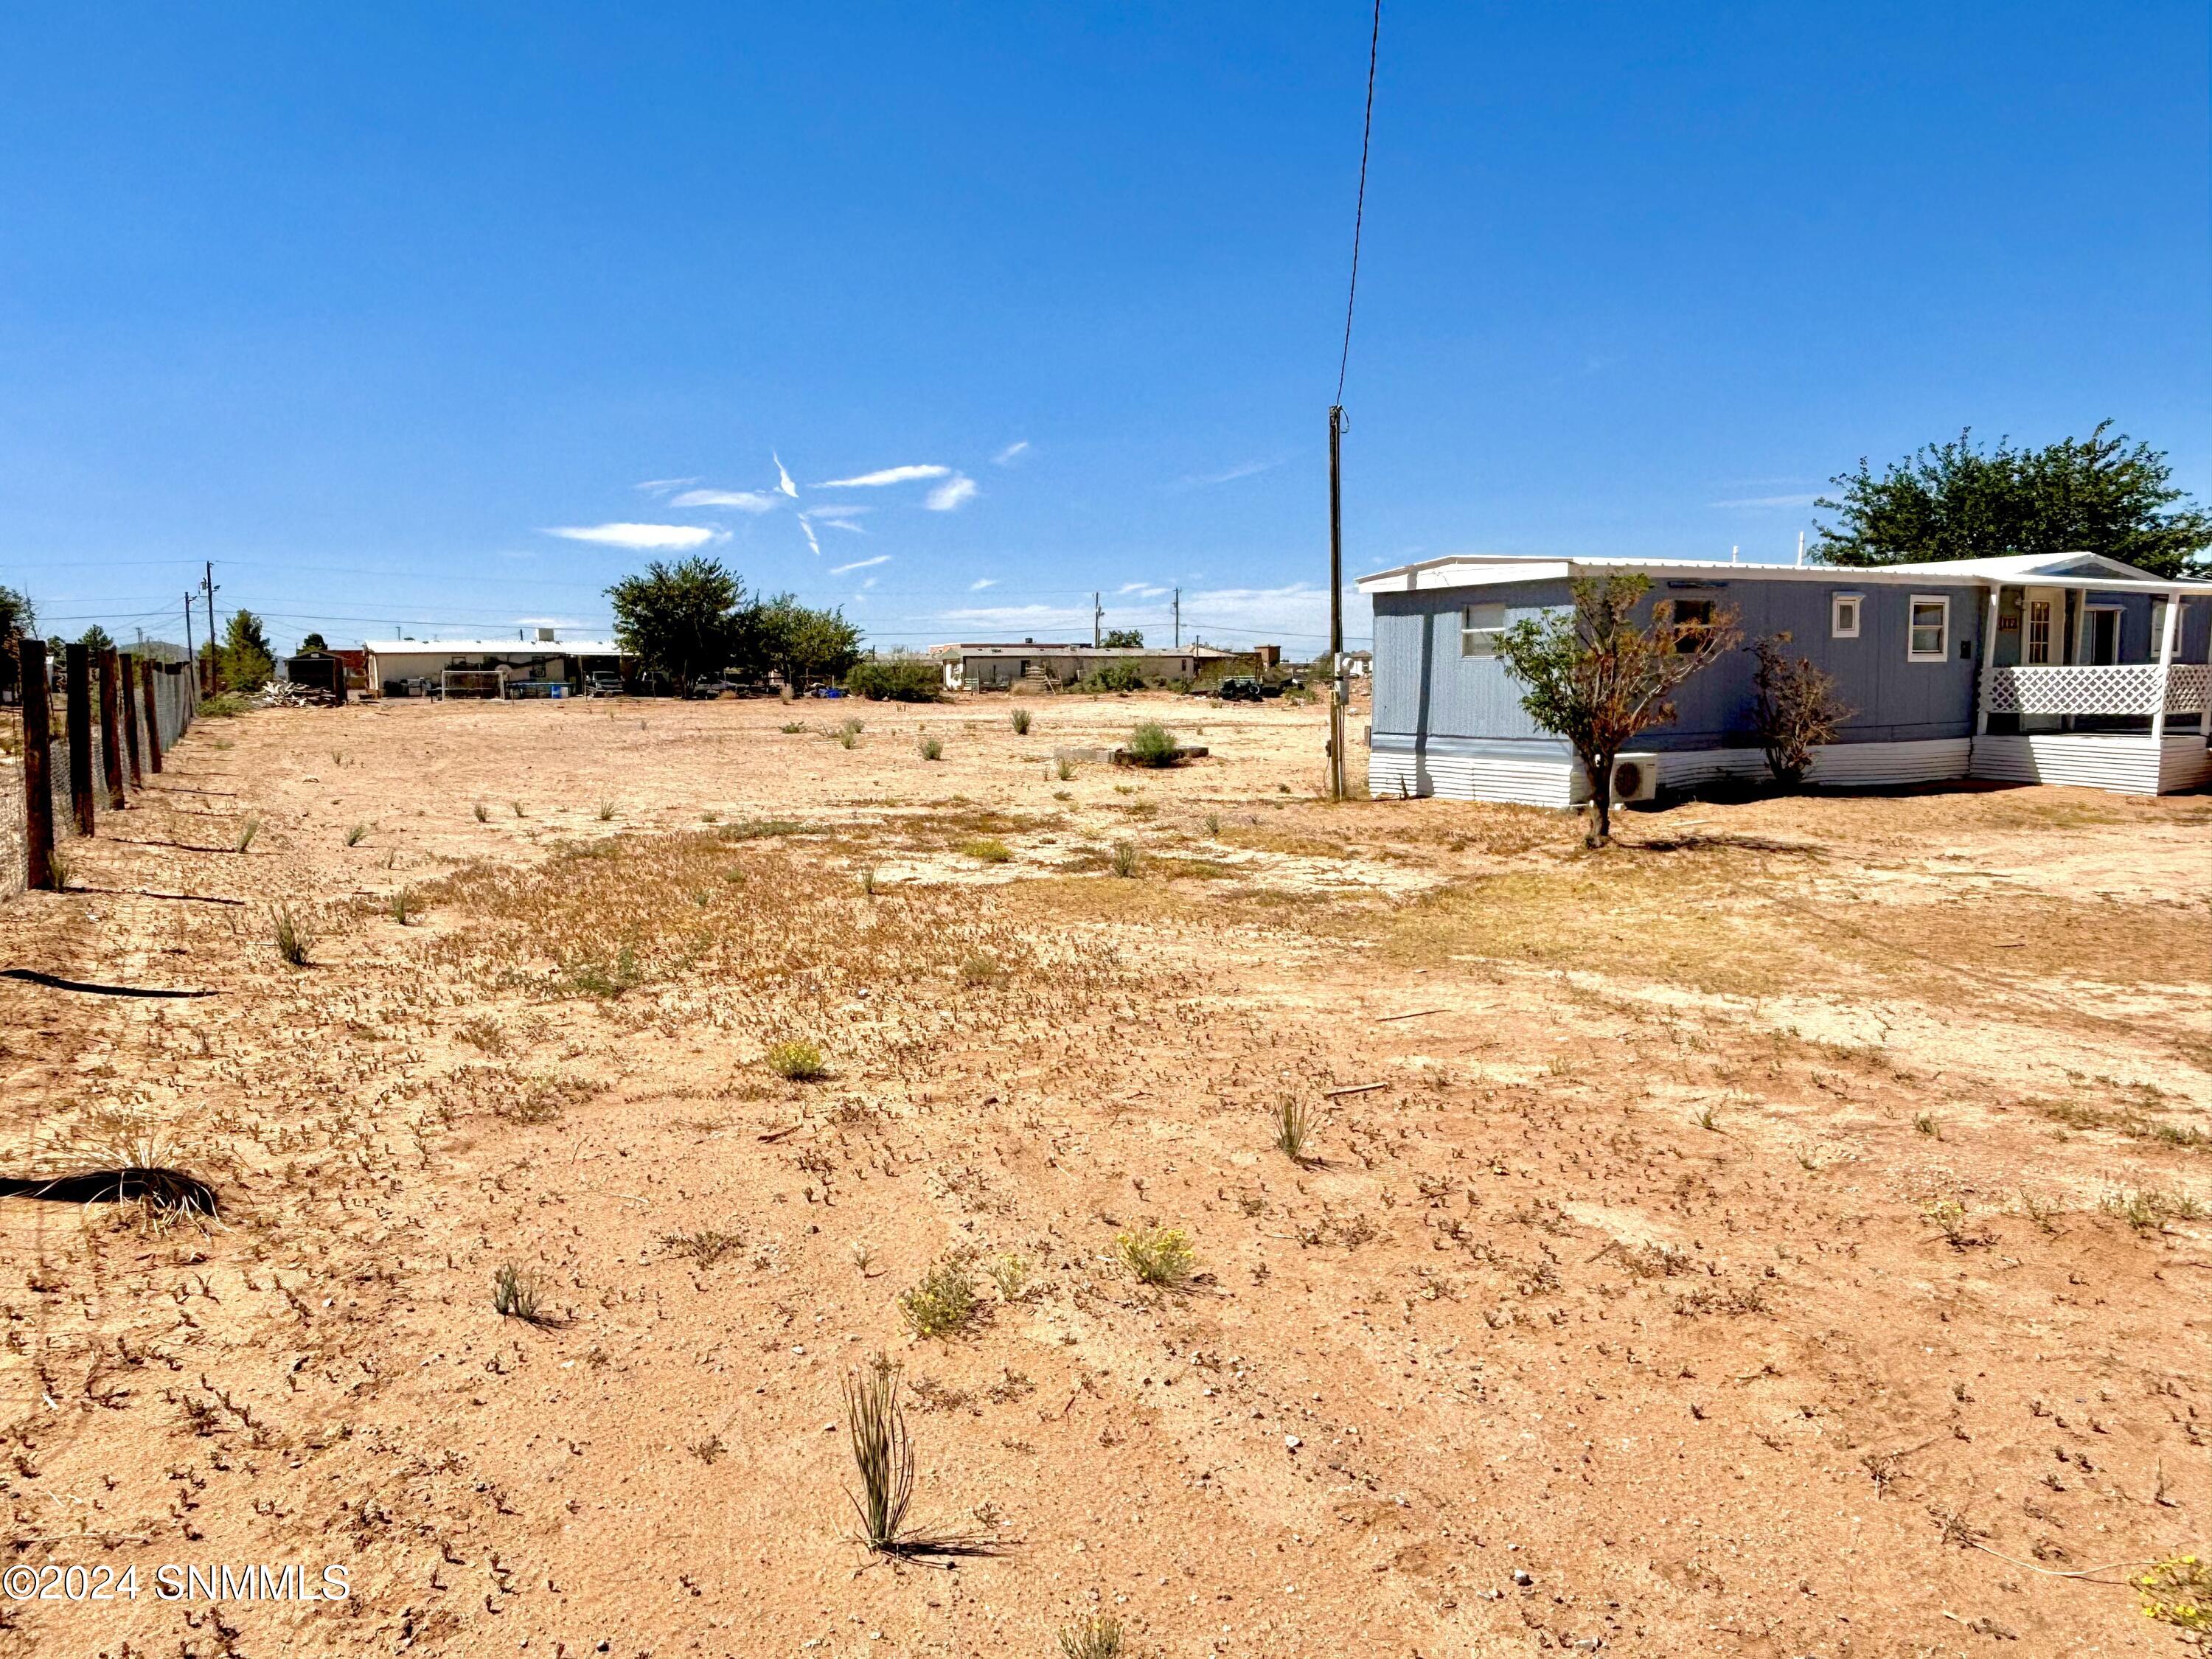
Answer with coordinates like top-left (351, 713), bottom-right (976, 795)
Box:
top-left (1831, 592), bottom-right (1862, 639)
top-left (1460, 602), bottom-right (1506, 658)
top-left (1907, 594), bottom-right (1949, 662)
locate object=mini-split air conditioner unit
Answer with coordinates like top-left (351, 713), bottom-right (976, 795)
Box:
top-left (1606, 753), bottom-right (1660, 804)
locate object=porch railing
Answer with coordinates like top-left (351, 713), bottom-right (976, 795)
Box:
top-left (1985, 663), bottom-right (2211, 717)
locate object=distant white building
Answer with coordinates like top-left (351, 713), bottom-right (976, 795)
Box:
top-left (363, 630), bottom-right (633, 697)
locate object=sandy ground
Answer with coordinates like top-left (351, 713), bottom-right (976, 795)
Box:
top-left (1, 691), bottom-right (2209, 1659)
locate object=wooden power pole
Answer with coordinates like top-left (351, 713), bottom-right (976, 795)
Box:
top-left (1326, 405), bottom-right (1348, 800)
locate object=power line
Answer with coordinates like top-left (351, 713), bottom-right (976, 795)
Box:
top-left (1335, 0), bottom-right (1382, 406)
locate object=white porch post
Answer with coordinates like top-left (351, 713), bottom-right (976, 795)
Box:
top-left (1974, 586), bottom-right (2001, 737)
top-left (2149, 591), bottom-right (2181, 745)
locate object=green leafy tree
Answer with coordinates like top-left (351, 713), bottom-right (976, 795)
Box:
top-left (221, 610), bottom-right (275, 692)
top-left (0, 584), bottom-right (32, 698)
top-left (742, 594), bottom-right (863, 686)
top-left (607, 557), bottom-right (746, 694)
top-left (78, 624), bottom-right (114, 654)
top-left (299, 632), bottom-right (329, 653)
top-left (1100, 627), bottom-right (1144, 649)
top-left (1812, 422), bottom-right (2211, 579)
top-left (1492, 573), bottom-right (1739, 848)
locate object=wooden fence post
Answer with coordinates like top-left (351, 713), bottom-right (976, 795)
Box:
top-left (64, 641), bottom-right (94, 835)
top-left (117, 650), bottom-right (143, 786)
top-left (20, 640), bottom-right (55, 890)
top-left (97, 647), bottom-right (126, 810)
top-left (139, 658), bottom-right (163, 774)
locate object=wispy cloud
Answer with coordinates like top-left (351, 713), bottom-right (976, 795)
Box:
top-left (634, 477), bottom-right (698, 495)
top-left (773, 453), bottom-right (799, 498)
top-left (937, 602), bottom-right (1085, 628)
top-left (830, 554), bottom-right (891, 575)
top-left (544, 523), bottom-right (725, 551)
top-left (514, 615), bottom-right (588, 629)
top-left (815, 463), bottom-right (950, 488)
top-left (1709, 493), bottom-right (1820, 509)
top-left (992, 441), bottom-right (1029, 466)
top-left (970, 577), bottom-right (998, 591)
top-left (926, 473), bottom-right (978, 511)
top-left (1178, 458), bottom-right (1281, 489)
top-left (671, 487), bottom-right (779, 512)
top-left (1117, 582), bottom-right (1167, 597)
top-left (798, 518), bottom-right (821, 556)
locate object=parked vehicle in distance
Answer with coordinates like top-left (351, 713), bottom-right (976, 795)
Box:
top-left (585, 672), bottom-right (623, 698)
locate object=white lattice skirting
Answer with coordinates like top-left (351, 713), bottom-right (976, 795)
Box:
top-left (1986, 663), bottom-right (2211, 716)
top-left (1969, 734), bottom-right (2212, 794)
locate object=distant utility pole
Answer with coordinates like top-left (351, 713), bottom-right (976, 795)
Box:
top-left (1092, 591), bottom-right (1102, 648)
top-left (1172, 588), bottom-right (1181, 648)
top-left (201, 560), bottom-right (220, 667)
top-left (184, 592), bottom-right (195, 664)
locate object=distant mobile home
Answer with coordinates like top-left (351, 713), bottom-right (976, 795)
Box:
top-left (929, 641), bottom-right (1241, 691)
top-left (1358, 552), bottom-right (2212, 803)
top-left (362, 635), bottom-right (633, 698)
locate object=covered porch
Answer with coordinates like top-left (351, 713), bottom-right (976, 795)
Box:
top-left (1967, 568), bottom-right (2212, 793)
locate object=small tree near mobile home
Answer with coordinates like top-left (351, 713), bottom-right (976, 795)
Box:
top-left (1493, 572), bottom-right (1739, 847)
top-left (1751, 633), bottom-right (1853, 790)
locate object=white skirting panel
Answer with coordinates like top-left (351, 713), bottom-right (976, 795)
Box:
top-left (1658, 738), bottom-right (1972, 791)
top-left (1967, 734), bottom-right (2177, 793)
top-left (2160, 738), bottom-right (2212, 793)
top-left (1368, 749), bottom-right (1574, 808)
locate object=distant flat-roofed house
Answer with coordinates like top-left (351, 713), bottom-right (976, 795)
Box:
top-left (1357, 551), bottom-right (2212, 804)
top-left (362, 637), bottom-right (635, 698)
top-left (928, 640), bottom-right (1241, 691)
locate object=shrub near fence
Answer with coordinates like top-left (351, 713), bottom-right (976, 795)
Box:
top-left (0, 646), bottom-right (197, 897)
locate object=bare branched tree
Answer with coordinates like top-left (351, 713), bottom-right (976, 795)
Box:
top-left (1494, 572), bottom-right (1739, 846)
top-left (1751, 633), bottom-right (1853, 789)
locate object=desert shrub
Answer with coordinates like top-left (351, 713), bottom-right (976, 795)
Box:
top-left (1752, 633), bottom-right (1854, 787)
top-left (197, 692), bottom-right (252, 718)
top-left (473, 802), bottom-right (490, 821)
top-left (1059, 1615), bottom-right (1124, 1659)
top-left (1273, 1099), bottom-right (1314, 1163)
top-left (234, 814), bottom-right (262, 852)
top-left (1082, 660), bottom-right (1145, 694)
top-left (269, 904), bottom-right (312, 967)
top-left (569, 946), bottom-right (641, 997)
top-left (1011, 708), bottom-right (1032, 735)
top-left (844, 1355), bottom-right (917, 1551)
top-left (2103, 1186), bottom-right (2205, 1232)
top-left (1055, 756), bottom-right (1075, 781)
top-left (44, 846), bottom-right (74, 892)
top-left (918, 735), bottom-right (943, 761)
top-left (960, 953), bottom-right (1007, 985)
top-left (961, 837), bottom-right (1012, 863)
top-left (1126, 720), bottom-right (1178, 767)
top-left (2138, 1556), bottom-right (2212, 1639)
top-left (780, 720), bottom-right (808, 733)
top-left (344, 821), bottom-right (368, 846)
top-left (835, 727), bottom-right (858, 750)
top-left (597, 799), bottom-right (617, 821)
top-left (985, 1253), bottom-right (1031, 1301)
top-left (1116, 1225), bottom-right (1195, 1285)
top-left (1109, 841), bottom-right (1139, 878)
top-left (898, 1258), bottom-right (977, 1338)
top-left (766, 1038), bottom-right (826, 1081)
top-left (389, 887), bottom-right (416, 925)
top-left (844, 660), bottom-right (944, 703)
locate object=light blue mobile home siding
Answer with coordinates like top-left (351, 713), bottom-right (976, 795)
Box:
top-left (1372, 575), bottom-right (1989, 753)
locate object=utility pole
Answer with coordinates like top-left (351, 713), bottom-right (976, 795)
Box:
top-left (184, 592), bottom-right (195, 665)
top-left (1172, 588), bottom-right (1181, 649)
top-left (201, 561), bottom-right (219, 690)
top-left (1092, 591), bottom-right (1102, 648)
top-left (1326, 405), bottom-right (1348, 800)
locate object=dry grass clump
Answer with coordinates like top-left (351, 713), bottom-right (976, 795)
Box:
top-left (961, 837), bottom-right (1012, 863)
top-left (1109, 841), bottom-right (1140, 879)
top-left (1116, 1225), bottom-right (1195, 1286)
top-left (1126, 720), bottom-right (1178, 767)
top-left (269, 903), bottom-right (313, 967)
top-left (344, 821), bottom-right (368, 846)
top-left (2101, 1186), bottom-right (2205, 1233)
top-left (984, 1253), bottom-right (1031, 1301)
top-left (492, 1262), bottom-right (552, 1324)
top-left (234, 814), bottom-right (262, 852)
top-left (766, 1038), bottom-right (827, 1081)
top-left (960, 953), bottom-right (1008, 987)
top-left (1011, 708), bottom-right (1032, 735)
top-left (918, 735), bottom-right (943, 761)
top-left (474, 802), bottom-right (490, 821)
top-left (1273, 1098), bottom-right (1315, 1163)
top-left (661, 1226), bottom-right (745, 1266)
top-left (899, 1258), bottom-right (978, 1338)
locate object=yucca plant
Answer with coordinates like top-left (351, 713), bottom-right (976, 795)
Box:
top-left (1273, 1098), bottom-right (1314, 1164)
top-left (1011, 708), bottom-right (1032, 736)
top-left (844, 1356), bottom-right (917, 1553)
top-left (1109, 841), bottom-right (1139, 878)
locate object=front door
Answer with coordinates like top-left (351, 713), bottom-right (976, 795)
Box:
top-left (2084, 608), bottom-right (2120, 666)
top-left (2023, 587), bottom-right (2062, 665)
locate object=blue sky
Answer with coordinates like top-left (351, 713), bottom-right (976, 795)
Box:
top-left (2, 2), bottom-right (2205, 655)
